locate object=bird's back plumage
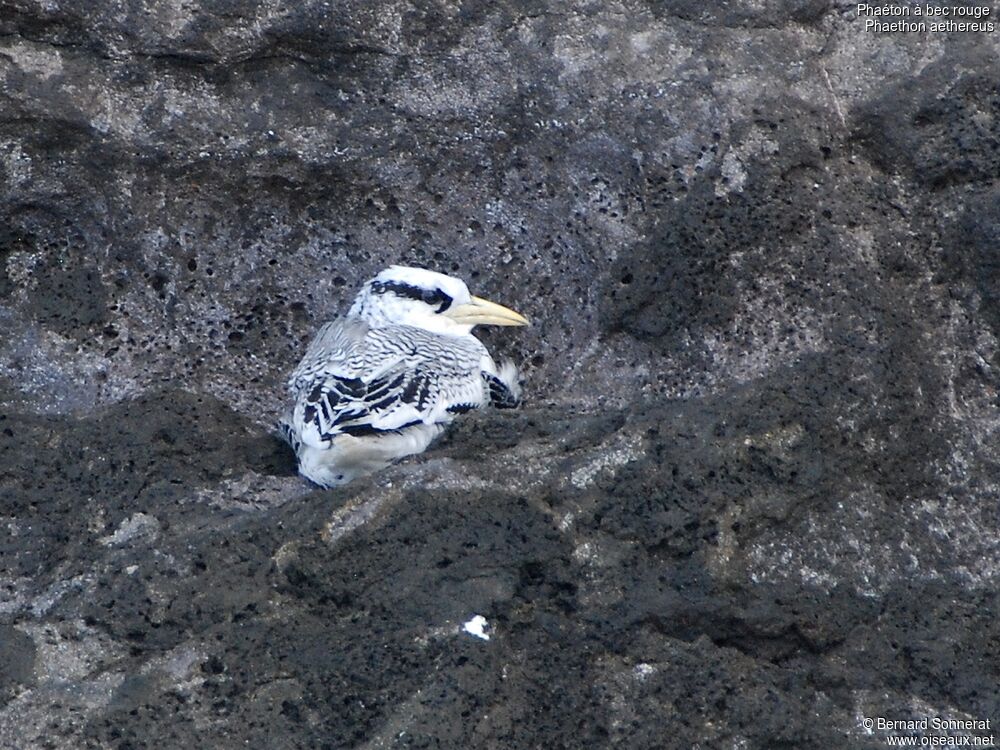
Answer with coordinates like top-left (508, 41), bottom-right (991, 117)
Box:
top-left (289, 318), bottom-right (490, 445)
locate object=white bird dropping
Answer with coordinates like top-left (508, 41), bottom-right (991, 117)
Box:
top-left (462, 615), bottom-right (491, 641)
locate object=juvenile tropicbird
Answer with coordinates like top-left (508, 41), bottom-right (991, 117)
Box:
top-left (281, 265), bottom-right (528, 487)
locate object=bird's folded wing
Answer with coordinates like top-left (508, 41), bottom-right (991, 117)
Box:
top-left (290, 322), bottom-right (485, 448)
top-left (288, 318), bottom-right (369, 389)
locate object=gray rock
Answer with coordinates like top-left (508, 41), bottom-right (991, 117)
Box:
top-left (2, 0), bottom-right (999, 747)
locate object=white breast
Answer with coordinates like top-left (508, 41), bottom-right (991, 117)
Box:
top-left (295, 423), bottom-right (447, 487)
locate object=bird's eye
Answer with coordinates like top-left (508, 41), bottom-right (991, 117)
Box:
top-left (426, 289), bottom-right (452, 312)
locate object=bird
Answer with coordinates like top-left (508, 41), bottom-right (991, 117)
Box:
top-left (280, 265), bottom-right (529, 487)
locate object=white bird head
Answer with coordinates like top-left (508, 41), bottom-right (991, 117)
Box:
top-left (347, 265), bottom-right (529, 335)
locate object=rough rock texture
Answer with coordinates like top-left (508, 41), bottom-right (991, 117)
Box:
top-left (2, 1), bottom-right (999, 747)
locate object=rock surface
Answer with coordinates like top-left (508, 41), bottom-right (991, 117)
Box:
top-left (2, 1), bottom-right (1000, 747)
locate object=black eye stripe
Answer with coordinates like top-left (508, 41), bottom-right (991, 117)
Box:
top-left (427, 289), bottom-right (453, 313)
top-left (371, 281), bottom-right (453, 312)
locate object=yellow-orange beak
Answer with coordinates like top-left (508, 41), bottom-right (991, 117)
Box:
top-left (443, 295), bottom-right (530, 327)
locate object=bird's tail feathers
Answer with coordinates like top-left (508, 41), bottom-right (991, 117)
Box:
top-left (278, 417), bottom-right (302, 455)
top-left (494, 359), bottom-right (523, 406)
top-left (497, 359), bottom-right (522, 401)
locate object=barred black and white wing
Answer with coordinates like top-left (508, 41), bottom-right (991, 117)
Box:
top-left (287, 319), bottom-right (489, 449)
